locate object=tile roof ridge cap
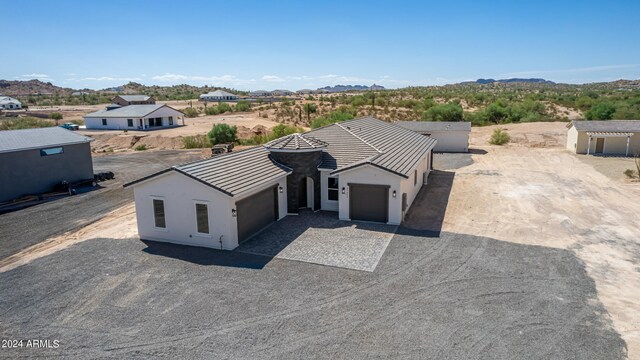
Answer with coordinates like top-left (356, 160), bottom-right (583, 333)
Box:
top-left (336, 122), bottom-right (383, 153)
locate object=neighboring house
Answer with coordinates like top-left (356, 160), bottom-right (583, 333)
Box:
top-left (124, 117), bottom-right (437, 250)
top-left (395, 121), bottom-right (471, 153)
top-left (0, 127), bottom-right (94, 202)
top-left (199, 90), bottom-right (239, 102)
top-left (0, 95), bottom-right (22, 110)
top-left (249, 90), bottom-right (271, 97)
top-left (271, 89), bottom-right (293, 96)
top-left (83, 104), bottom-right (184, 130)
top-left (111, 95), bottom-right (156, 106)
top-left (566, 120), bottom-right (640, 156)
top-left (296, 89), bottom-right (314, 95)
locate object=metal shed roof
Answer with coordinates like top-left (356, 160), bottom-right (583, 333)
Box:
top-left (572, 120), bottom-right (640, 132)
top-left (0, 127), bottom-right (93, 154)
top-left (84, 104), bottom-right (179, 118)
top-left (395, 121), bottom-right (471, 132)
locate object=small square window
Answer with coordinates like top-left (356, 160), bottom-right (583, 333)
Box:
top-left (102, 119), bottom-right (107, 126)
top-left (127, 119), bottom-right (133, 127)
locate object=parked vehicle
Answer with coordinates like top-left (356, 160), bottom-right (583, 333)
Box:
top-left (59, 123), bottom-right (79, 130)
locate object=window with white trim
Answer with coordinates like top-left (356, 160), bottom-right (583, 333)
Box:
top-left (328, 177), bottom-right (339, 201)
top-left (195, 203), bottom-right (209, 234)
top-left (152, 199), bottom-right (166, 228)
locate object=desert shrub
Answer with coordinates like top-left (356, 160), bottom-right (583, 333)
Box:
top-left (70, 119), bottom-right (84, 125)
top-left (183, 135), bottom-right (212, 149)
top-left (208, 123), bottom-right (237, 145)
top-left (585, 102), bottom-right (616, 120)
top-left (234, 100), bottom-right (252, 112)
top-left (49, 112), bottom-right (63, 120)
top-left (270, 124), bottom-right (302, 139)
top-left (0, 117), bottom-right (55, 130)
top-left (134, 144), bottom-right (148, 151)
top-left (421, 102), bottom-right (464, 122)
top-left (623, 169), bottom-right (636, 178)
top-left (183, 107), bottom-right (198, 118)
top-left (489, 128), bottom-right (510, 145)
top-left (310, 107), bottom-right (357, 128)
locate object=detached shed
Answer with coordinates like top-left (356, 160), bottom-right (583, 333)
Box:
top-left (0, 127), bottom-right (94, 202)
top-left (566, 120), bottom-right (640, 156)
top-left (395, 121), bottom-right (471, 153)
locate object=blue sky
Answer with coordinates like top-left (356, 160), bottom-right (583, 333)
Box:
top-left (4, 0), bottom-right (640, 90)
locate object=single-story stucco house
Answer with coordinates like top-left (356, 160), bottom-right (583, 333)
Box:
top-left (0, 127), bottom-right (94, 202)
top-left (395, 121), bottom-right (471, 153)
top-left (199, 90), bottom-right (239, 102)
top-left (83, 104), bottom-right (184, 130)
top-left (124, 117), bottom-right (437, 250)
top-left (566, 120), bottom-right (640, 156)
top-left (0, 95), bottom-right (22, 110)
top-left (112, 95), bottom-right (156, 106)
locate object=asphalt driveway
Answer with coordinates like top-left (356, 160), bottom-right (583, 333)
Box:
top-left (0, 201), bottom-right (626, 358)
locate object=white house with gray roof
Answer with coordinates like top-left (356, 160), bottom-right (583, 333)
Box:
top-left (395, 121), bottom-right (471, 153)
top-left (199, 90), bottom-right (238, 102)
top-left (124, 117), bottom-right (437, 250)
top-left (566, 120), bottom-right (640, 156)
top-left (83, 104), bottom-right (184, 130)
top-left (0, 95), bottom-right (22, 110)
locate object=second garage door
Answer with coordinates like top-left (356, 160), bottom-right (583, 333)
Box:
top-left (349, 184), bottom-right (389, 223)
top-left (236, 186), bottom-right (278, 243)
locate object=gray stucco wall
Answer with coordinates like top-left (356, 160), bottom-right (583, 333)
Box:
top-left (0, 142), bottom-right (94, 202)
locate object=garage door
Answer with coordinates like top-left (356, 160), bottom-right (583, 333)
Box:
top-left (236, 186), bottom-right (278, 243)
top-left (349, 184), bottom-right (389, 223)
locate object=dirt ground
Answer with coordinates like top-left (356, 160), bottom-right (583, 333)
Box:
top-left (447, 122), bottom-right (640, 357)
top-left (1, 121), bottom-right (638, 357)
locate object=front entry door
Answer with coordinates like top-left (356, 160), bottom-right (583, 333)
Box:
top-left (595, 138), bottom-right (605, 154)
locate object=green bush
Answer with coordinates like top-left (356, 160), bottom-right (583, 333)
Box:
top-left (0, 117), bottom-right (55, 130)
top-left (235, 100), bottom-right (252, 112)
top-left (489, 128), bottom-right (510, 145)
top-left (310, 107), bottom-right (357, 128)
top-left (421, 102), bottom-right (463, 122)
top-left (183, 135), bottom-right (212, 149)
top-left (585, 102), bottom-right (616, 120)
top-left (208, 123), bottom-right (237, 145)
top-left (49, 112), bottom-right (63, 120)
top-left (134, 144), bottom-right (148, 151)
top-left (183, 107), bottom-right (198, 118)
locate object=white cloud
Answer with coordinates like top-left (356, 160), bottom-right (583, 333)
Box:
top-left (262, 75), bottom-right (285, 82)
top-left (15, 73), bottom-right (52, 81)
top-left (151, 73), bottom-right (256, 86)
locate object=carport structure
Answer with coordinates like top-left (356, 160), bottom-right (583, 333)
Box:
top-left (586, 131), bottom-right (634, 156)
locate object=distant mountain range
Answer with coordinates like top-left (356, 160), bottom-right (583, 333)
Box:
top-left (317, 84), bottom-right (386, 92)
top-left (464, 78), bottom-right (556, 85)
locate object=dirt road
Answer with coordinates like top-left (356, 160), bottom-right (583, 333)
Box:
top-left (444, 123), bottom-right (640, 356)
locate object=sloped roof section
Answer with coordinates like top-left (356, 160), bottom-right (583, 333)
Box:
top-left (126, 147), bottom-right (292, 196)
top-left (395, 121), bottom-right (471, 132)
top-left (0, 127), bottom-right (93, 153)
top-left (201, 90), bottom-right (237, 97)
top-left (84, 104), bottom-right (180, 118)
top-left (264, 133), bottom-right (328, 151)
top-left (329, 117), bottom-right (437, 177)
top-left (116, 95), bottom-right (151, 102)
top-left (572, 120), bottom-right (640, 132)
top-left (306, 123), bottom-right (380, 169)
